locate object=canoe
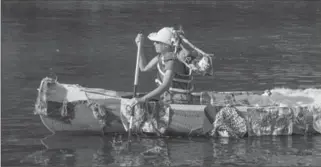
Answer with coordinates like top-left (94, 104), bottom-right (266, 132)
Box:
top-left (34, 77), bottom-right (321, 137)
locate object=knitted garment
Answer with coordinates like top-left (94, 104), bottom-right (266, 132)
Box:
top-left (120, 99), bottom-right (171, 135)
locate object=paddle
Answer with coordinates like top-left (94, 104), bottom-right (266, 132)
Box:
top-left (128, 34), bottom-right (143, 144)
top-left (177, 26), bottom-right (213, 57)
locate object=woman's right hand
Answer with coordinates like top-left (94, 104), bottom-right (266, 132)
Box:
top-left (135, 33), bottom-right (144, 46)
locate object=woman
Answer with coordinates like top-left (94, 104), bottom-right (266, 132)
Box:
top-left (129, 27), bottom-right (194, 107)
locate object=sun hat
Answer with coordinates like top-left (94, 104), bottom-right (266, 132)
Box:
top-left (147, 27), bottom-right (175, 45)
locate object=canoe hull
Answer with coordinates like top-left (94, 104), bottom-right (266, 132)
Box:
top-left (34, 77), bottom-right (321, 137)
top-left (38, 100), bottom-right (210, 135)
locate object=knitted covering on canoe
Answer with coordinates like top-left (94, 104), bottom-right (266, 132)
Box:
top-left (120, 90), bottom-right (321, 137)
top-left (203, 90), bottom-right (321, 138)
top-left (34, 77), bottom-right (321, 137)
top-left (208, 105), bottom-right (321, 138)
top-left (120, 99), bottom-right (171, 135)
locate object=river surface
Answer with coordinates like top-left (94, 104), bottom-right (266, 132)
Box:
top-left (1, 0), bottom-right (321, 166)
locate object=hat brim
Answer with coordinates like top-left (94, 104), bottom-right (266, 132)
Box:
top-left (147, 32), bottom-right (171, 45)
top-left (147, 32), bottom-right (160, 42)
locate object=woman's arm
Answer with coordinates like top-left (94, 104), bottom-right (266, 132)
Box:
top-left (140, 60), bottom-right (175, 101)
top-left (128, 68), bottom-right (173, 110)
top-left (141, 69), bottom-right (174, 101)
top-left (139, 55), bottom-right (158, 72)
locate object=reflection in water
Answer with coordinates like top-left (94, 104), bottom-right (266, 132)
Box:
top-left (210, 136), bottom-right (318, 166)
top-left (21, 134), bottom-right (321, 166)
top-left (33, 134), bottom-right (213, 166)
top-left (21, 134), bottom-right (107, 167)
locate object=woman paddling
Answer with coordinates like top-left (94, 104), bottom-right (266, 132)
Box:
top-left (128, 27), bottom-right (194, 107)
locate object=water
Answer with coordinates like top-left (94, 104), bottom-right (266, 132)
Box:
top-left (1, 0), bottom-right (321, 166)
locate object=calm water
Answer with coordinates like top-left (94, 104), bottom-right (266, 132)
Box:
top-left (2, 0), bottom-right (321, 166)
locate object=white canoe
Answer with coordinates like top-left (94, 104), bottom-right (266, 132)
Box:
top-left (34, 77), bottom-right (321, 137)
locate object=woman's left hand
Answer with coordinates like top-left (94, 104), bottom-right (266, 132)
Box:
top-left (128, 97), bottom-right (146, 108)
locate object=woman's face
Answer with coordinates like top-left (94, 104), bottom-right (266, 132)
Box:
top-left (153, 41), bottom-right (170, 54)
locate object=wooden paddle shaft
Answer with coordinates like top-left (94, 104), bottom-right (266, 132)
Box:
top-left (133, 41), bottom-right (142, 97)
top-left (128, 37), bottom-right (143, 143)
top-left (133, 41), bottom-right (142, 98)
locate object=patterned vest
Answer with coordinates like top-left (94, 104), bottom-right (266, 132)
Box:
top-left (155, 52), bottom-right (194, 94)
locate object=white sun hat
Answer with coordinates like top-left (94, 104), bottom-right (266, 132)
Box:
top-left (147, 27), bottom-right (175, 45)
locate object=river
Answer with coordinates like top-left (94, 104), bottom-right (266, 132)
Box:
top-left (2, 0), bottom-right (321, 166)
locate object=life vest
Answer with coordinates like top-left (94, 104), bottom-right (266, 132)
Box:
top-left (155, 53), bottom-right (194, 94)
